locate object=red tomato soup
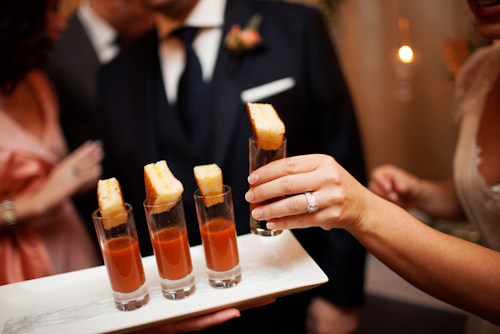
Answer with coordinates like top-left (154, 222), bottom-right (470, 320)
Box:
top-left (152, 227), bottom-right (193, 280)
top-left (102, 237), bottom-right (145, 293)
top-left (200, 218), bottom-right (239, 271)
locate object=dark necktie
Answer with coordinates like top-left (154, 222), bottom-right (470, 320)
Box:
top-left (172, 27), bottom-right (205, 136)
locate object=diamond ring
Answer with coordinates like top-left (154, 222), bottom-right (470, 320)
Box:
top-left (305, 192), bottom-right (319, 214)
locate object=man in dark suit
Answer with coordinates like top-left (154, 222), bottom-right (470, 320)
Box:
top-left (98, 0), bottom-right (367, 332)
top-left (44, 0), bottom-right (154, 249)
top-left (46, 0), bottom-right (154, 152)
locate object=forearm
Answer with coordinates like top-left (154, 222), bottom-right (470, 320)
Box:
top-left (415, 178), bottom-right (466, 221)
top-left (13, 194), bottom-right (47, 221)
top-left (350, 193), bottom-right (500, 324)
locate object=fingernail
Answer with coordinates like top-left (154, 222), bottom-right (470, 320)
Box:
top-left (245, 190), bottom-right (254, 202)
top-left (267, 222), bottom-right (276, 229)
top-left (248, 174), bottom-right (259, 185)
top-left (252, 208), bottom-right (262, 219)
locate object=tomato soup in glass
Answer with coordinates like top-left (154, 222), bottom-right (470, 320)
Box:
top-left (92, 204), bottom-right (149, 311)
top-left (144, 198), bottom-right (195, 299)
top-left (200, 218), bottom-right (239, 272)
top-left (194, 186), bottom-right (241, 289)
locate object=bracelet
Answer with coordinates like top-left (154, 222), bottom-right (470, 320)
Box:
top-left (1, 200), bottom-right (17, 227)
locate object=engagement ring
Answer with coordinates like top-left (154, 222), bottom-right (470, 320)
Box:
top-left (305, 192), bottom-right (319, 214)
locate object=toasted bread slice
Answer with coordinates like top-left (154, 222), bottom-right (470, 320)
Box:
top-left (144, 160), bottom-right (184, 214)
top-left (193, 163), bottom-right (224, 207)
top-left (247, 102), bottom-right (285, 150)
top-left (97, 178), bottom-right (128, 230)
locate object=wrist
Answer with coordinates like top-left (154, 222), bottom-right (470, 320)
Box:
top-left (13, 194), bottom-right (45, 222)
top-left (413, 178), bottom-right (431, 210)
top-left (348, 192), bottom-right (389, 237)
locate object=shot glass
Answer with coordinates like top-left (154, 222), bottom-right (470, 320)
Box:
top-left (249, 136), bottom-right (287, 236)
top-left (194, 185), bottom-right (241, 288)
top-left (92, 204), bottom-right (149, 311)
top-left (143, 198), bottom-right (195, 300)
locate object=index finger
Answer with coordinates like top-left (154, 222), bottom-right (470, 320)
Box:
top-left (237, 298), bottom-right (276, 311)
top-left (149, 309), bottom-right (241, 334)
top-left (248, 154), bottom-right (325, 186)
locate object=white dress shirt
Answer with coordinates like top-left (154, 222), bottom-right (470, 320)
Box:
top-left (77, 0), bottom-right (119, 64)
top-left (156, 0), bottom-right (227, 104)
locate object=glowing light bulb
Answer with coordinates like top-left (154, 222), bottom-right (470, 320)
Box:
top-left (398, 45), bottom-right (414, 63)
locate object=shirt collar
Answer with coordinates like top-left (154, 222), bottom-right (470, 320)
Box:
top-left (78, 0), bottom-right (118, 52)
top-left (155, 0), bottom-right (226, 40)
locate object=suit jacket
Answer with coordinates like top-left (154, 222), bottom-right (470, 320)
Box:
top-left (44, 14), bottom-right (103, 257)
top-left (45, 14), bottom-right (102, 151)
top-left (99, 0), bottom-right (367, 318)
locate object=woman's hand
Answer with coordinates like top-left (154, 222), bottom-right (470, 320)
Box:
top-left (49, 140), bottom-right (103, 196)
top-left (368, 164), bottom-right (421, 209)
top-left (147, 308), bottom-right (241, 334)
top-left (16, 141), bottom-right (103, 218)
top-left (245, 154), bottom-right (369, 232)
top-left (137, 299), bottom-right (276, 334)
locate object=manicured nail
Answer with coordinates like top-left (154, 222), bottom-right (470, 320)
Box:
top-left (245, 190), bottom-right (254, 202)
top-left (248, 174), bottom-right (259, 185)
top-left (252, 208), bottom-right (262, 219)
top-left (267, 222), bottom-right (276, 229)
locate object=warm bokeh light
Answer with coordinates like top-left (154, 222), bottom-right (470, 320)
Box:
top-left (398, 45), bottom-right (414, 63)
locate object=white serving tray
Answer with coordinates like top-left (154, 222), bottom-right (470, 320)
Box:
top-left (0, 230), bottom-right (328, 334)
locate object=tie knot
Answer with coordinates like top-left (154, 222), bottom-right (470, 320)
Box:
top-left (172, 27), bottom-right (199, 46)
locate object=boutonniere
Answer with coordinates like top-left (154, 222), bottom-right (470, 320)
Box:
top-left (225, 14), bottom-right (263, 55)
top-left (225, 14), bottom-right (263, 76)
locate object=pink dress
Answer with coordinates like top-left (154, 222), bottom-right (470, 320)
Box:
top-left (0, 70), bottom-right (100, 285)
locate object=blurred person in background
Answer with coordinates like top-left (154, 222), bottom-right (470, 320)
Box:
top-left (45, 0), bottom-right (155, 250)
top-left (46, 0), bottom-right (155, 152)
top-left (369, 0), bottom-right (500, 332)
top-left (0, 0), bottom-right (102, 285)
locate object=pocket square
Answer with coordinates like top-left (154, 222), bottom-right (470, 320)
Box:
top-left (241, 77), bottom-right (296, 103)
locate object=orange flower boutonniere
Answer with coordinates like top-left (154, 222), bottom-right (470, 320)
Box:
top-left (225, 14), bottom-right (263, 55)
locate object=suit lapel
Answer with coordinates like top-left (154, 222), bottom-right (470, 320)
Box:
top-left (70, 15), bottom-right (100, 75)
top-left (211, 0), bottom-right (254, 167)
top-left (120, 30), bottom-right (161, 164)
